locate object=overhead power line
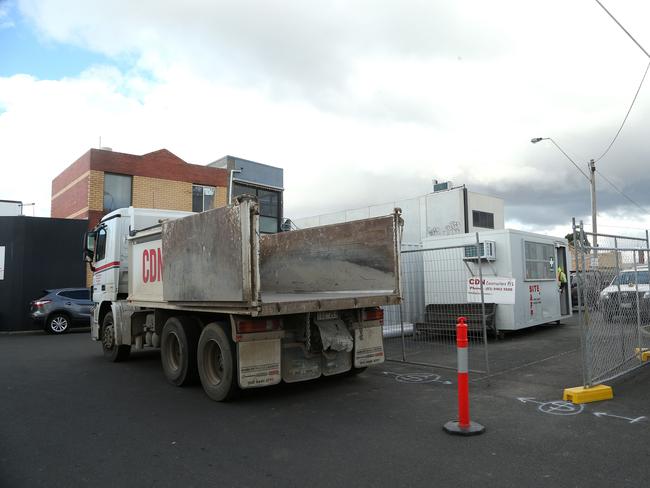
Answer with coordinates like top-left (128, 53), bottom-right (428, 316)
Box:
top-left (595, 61), bottom-right (650, 162)
top-left (589, 0), bottom-right (650, 216)
top-left (594, 0), bottom-right (650, 59)
top-left (592, 1), bottom-right (650, 162)
top-left (595, 169), bottom-right (649, 214)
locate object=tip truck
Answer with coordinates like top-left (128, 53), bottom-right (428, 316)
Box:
top-left (84, 196), bottom-right (402, 401)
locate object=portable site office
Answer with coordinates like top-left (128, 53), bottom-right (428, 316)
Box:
top-left (420, 229), bottom-right (572, 332)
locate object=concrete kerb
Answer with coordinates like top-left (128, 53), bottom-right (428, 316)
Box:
top-left (0, 327), bottom-right (91, 336)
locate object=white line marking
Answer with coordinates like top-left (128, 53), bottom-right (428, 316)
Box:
top-left (593, 412), bottom-right (647, 424)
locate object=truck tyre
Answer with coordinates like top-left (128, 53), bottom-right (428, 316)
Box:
top-left (197, 323), bottom-right (239, 402)
top-left (161, 316), bottom-right (201, 386)
top-left (101, 311), bottom-right (131, 362)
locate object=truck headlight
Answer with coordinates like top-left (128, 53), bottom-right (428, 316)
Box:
top-left (643, 292), bottom-right (650, 300)
top-left (600, 292), bottom-right (609, 300)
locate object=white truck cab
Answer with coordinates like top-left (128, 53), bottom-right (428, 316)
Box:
top-left (88, 208), bottom-right (191, 307)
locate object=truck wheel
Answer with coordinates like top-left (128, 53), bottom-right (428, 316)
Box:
top-left (197, 323), bottom-right (239, 402)
top-left (161, 316), bottom-right (200, 386)
top-left (101, 312), bottom-right (130, 362)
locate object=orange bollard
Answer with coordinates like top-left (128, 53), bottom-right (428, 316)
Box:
top-left (443, 317), bottom-right (485, 436)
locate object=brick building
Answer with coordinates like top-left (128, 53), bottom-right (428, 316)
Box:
top-left (51, 148), bottom-right (229, 229)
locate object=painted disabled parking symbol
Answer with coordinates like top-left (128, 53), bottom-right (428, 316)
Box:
top-left (518, 397), bottom-right (647, 423)
top-left (383, 371), bottom-right (452, 385)
top-left (538, 401), bottom-right (584, 416)
top-left (518, 397), bottom-right (584, 416)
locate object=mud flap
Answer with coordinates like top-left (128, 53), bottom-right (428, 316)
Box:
top-left (238, 339), bottom-right (282, 389)
top-left (322, 350), bottom-right (352, 375)
top-left (314, 319), bottom-right (353, 352)
top-left (354, 326), bottom-right (384, 367)
top-left (281, 343), bottom-right (322, 383)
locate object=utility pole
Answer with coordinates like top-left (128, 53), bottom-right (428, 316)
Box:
top-left (531, 137), bottom-right (598, 255)
top-left (589, 159), bottom-right (598, 264)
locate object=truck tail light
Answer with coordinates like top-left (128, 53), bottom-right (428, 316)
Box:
top-left (362, 308), bottom-right (384, 324)
top-left (32, 300), bottom-right (52, 308)
top-left (237, 318), bottom-right (282, 334)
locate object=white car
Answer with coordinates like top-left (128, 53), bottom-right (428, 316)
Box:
top-left (599, 268), bottom-right (650, 319)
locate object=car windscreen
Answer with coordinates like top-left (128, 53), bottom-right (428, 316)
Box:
top-left (612, 271), bottom-right (650, 286)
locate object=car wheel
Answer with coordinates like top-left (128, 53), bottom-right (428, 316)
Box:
top-left (101, 311), bottom-right (131, 362)
top-left (46, 313), bottom-right (70, 334)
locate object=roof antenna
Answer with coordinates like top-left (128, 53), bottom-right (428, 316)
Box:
top-left (99, 136), bottom-right (101, 149)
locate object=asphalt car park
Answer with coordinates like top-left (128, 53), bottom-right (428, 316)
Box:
top-left (1, 319), bottom-right (650, 487)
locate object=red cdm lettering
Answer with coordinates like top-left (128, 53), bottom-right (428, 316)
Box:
top-left (157, 248), bottom-right (163, 280)
top-left (149, 249), bottom-right (157, 282)
top-left (142, 248), bottom-right (163, 283)
top-left (142, 250), bottom-right (150, 283)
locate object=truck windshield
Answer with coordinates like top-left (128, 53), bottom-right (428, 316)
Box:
top-left (612, 271), bottom-right (650, 286)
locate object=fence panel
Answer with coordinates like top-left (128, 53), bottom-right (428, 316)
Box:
top-left (384, 244), bottom-right (489, 375)
top-left (574, 223), bottom-right (650, 386)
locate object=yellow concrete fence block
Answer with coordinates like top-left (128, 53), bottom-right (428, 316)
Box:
top-left (563, 384), bottom-right (613, 404)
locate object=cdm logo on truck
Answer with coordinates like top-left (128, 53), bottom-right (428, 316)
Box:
top-left (83, 197), bottom-right (402, 401)
top-left (141, 248), bottom-right (163, 283)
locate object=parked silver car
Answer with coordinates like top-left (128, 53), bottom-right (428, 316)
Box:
top-left (29, 288), bottom-right (93, 334)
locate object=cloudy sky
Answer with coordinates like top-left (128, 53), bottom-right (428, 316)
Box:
top-left (1, 0), bottom-right (649, 237)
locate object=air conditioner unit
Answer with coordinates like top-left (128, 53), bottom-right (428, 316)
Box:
top-left (463, 241), bottom-right (496, 261)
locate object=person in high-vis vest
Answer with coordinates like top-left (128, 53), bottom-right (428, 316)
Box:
top-left (557, 266), bottom-right (567, 291)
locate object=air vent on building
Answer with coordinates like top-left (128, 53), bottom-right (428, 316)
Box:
top-left (281, 218), bottom-right (295, 232)
top-left (433, 180), bottom-right (453, 192)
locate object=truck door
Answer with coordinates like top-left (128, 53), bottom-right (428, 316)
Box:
top-left (92, 223), bottom-right (119, 301)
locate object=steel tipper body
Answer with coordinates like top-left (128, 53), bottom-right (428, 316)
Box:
top-left (84, 197), bottom-right (402, 400)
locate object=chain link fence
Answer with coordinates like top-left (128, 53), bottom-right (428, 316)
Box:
top-left (573, 221), bottom-right (650, 386)
top-left (383, 241), bottom-right (490, 376)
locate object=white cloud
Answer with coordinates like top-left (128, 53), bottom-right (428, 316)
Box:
top-left (2, 0), bottom-right (650, 232)
top-left (0, 0), bottom-right (14, 29)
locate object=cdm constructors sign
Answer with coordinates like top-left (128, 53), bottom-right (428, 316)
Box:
top-left (467, 277), bottom-right (515, 304)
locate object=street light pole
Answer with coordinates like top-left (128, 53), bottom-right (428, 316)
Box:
top-left (589, 159), bottom-right (598, 252)
top-left (531, 137), bottom-right (598, 256)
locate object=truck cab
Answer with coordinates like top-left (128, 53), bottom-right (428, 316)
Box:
top-left (84, 207), bottom-right (193, 338)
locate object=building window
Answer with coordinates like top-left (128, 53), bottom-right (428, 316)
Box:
top-left (192, 185), bottom-right (215, 212)
top-left (104, 173), bottom-right (132, 212)
top-left (524, 241), bottom-right (555, 280)
top-left (472, 210), bottom-right (494, 229)
top-left (232, 183), bottom-right (281, 233)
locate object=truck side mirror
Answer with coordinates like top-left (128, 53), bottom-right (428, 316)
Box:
top-left (83, 231), bottom-right (97, 271)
